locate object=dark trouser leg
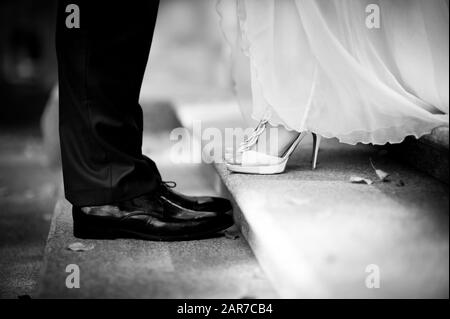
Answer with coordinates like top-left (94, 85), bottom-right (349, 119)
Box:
top-left (56, 0), bottom-right (161, 207)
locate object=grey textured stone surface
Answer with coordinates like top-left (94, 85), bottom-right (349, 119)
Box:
top-left (38, 199), bottom-right (274, 299)
top-left (0, 130), bottom-right (60, 299)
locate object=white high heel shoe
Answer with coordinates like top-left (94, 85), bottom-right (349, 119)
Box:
top-left (225, 120), bottom-right (321, 174)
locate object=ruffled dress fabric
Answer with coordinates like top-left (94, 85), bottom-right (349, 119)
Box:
top-left (217, 0), bottom-right (449, 145)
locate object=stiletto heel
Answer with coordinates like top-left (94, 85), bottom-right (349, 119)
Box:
top-left (312, 133), bottom-right (321, 170)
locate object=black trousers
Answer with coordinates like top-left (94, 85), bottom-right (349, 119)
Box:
top-left (56, 0), bottom-right (161, 207)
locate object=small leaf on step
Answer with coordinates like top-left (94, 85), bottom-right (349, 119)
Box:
top-left (370, 158), bottom-right (390, 182)
top-left (67, 242), bottom-right (95, 252)
top-left (224, 230), bottom-right (240, 240)
top-left (350, 176), bottom-right (374, 185)
top-left (375, 169), bottom-right (390, 182)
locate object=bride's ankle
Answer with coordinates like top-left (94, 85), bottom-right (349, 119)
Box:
top-left (251, 123), bottom-right (300, 157)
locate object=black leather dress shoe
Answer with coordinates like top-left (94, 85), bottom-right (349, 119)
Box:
top-left (72, 190), bottom-right (234, 241)
top-left (160, 182), bottom-right (233, 214)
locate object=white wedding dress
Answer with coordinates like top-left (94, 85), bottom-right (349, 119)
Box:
top-left (217, 0), bottom-right (449, 145)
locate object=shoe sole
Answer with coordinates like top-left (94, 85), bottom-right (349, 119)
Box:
top-left (226, 161), bottom-right (287, 175)
top-left (74, 224), bottom-right (234, 241)
top-left (73, 211), bottom-right (235, 242)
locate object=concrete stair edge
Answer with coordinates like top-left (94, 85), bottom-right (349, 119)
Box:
top-left (36, 195), bottom-right (64, 298)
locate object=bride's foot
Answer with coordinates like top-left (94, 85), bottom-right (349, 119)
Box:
top-left (227, 121), bottom-right (301, 161)
top-left (249, 123), bottom-right (301, 157)
top-left (225, 120), bottom-right (321, 174)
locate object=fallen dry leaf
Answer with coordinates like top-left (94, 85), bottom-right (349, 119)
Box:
top-left (375, 169), bottom-right (390, 182)
top-left (67, 242), bottom-right (95, 252)
top-left (224, 230), bottom-right (240, 240)
top-left (350, 176), bottom-right (374, 185)
top-left (370, 158), bottom-right (390, 182)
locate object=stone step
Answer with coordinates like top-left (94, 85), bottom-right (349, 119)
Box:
top-left (36, 101), bottom-right (276, 299)
top-left (173, 100), bottom-right (449, 299)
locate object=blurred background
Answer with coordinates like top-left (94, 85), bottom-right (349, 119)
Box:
top-left (0, 0), bottom-right (234, 298)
